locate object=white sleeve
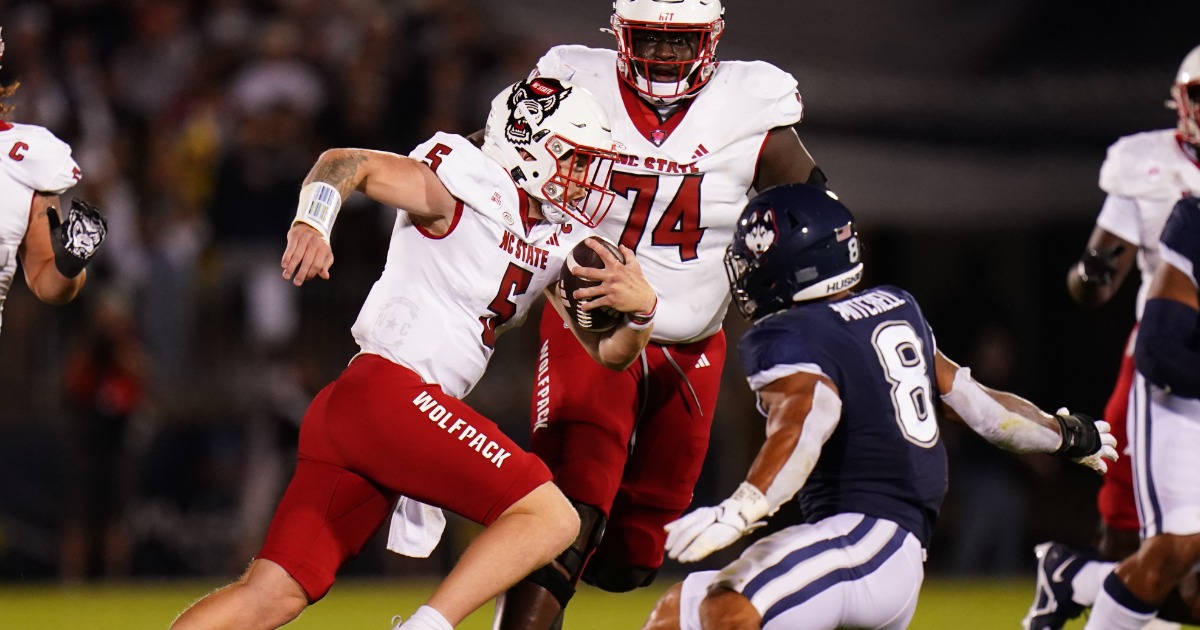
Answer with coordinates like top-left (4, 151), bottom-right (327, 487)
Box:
top-left (742, 61), bottom-right (804, 129)
top-left (1094, 193), bottom-right (1142, 246)
top-left (761, 380), bottom-right (841, 514)
top-left (408, 132), bottom-right (522, 223)
top-left (940, 366), bottom-right (1060, 453)
top-left (0, 128), bottom-right (80, 194)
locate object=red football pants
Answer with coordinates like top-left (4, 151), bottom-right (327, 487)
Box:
top-left (1098, 330), bottom-right (1138, 532)
top-left (259, 354), bottom-right (552, 601)
top-left (531, 304), bottom-right (725, 571)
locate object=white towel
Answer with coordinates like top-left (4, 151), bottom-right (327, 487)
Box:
top-left (386, 496), bottom-right (446, 557)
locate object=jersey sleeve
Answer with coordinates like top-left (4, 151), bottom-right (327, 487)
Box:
top-left (740, 61), bottom-right (804, 129)
top-left (1158, 198), bottom-right (1200, 286)
top-left (1094, 193), bottom-right (1142, 246)
top-left (738, 320), bottom-right (829, 392)
top-left (0, 126), bottom-right (80, 194)
top-left (408, 132), bottom-right (522, 224)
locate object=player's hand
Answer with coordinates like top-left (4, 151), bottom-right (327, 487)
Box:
top-left (571, 242), bottom-right (656, 316)
top-left (47, 198), bottom-right (107, 278)
top-left (664, 482), bottom-right (769, 563)
top-left (1077, 245), bottom-right (1125, 288)
top-left (282, 223), bottom-right (334, 286)
top-left (1053, 407), bottom-right (1118, 475)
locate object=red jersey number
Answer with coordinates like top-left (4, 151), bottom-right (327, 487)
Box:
top-left (423, 143), bottom-right (453, 172)
top-left (612, 172), bottom-right (705, 262)
top-left (480, 263), bottom-right (535, 349)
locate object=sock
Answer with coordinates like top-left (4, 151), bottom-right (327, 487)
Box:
top-left (1072, 560), bottom-right (1117, 607)
top-left (402, 605), bottom-right (453, 630)
top-left (1085, 573), bottom-right (1158, 630)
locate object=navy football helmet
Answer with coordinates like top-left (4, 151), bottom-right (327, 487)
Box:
top-left (725, 183), bottom-right (863, 320)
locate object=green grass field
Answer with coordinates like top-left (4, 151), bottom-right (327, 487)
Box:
top-left (0, 576), bottom-right (1140, 629)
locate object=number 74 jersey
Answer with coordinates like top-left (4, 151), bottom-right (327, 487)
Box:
top-left (536, 46), bottom-right (804, 344)
top-left (736, 286), bottom-right (949, 549)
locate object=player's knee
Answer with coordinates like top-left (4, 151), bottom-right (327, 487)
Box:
top-left (699, 587), bottom-right (759, 630)
top-left (582, 561), bottom-right (658, 593)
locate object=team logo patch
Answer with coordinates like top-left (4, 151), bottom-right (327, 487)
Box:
top-left (743, 209), bottom-right (777, 258)
top-left (504, 77), bottom-right (572, 146)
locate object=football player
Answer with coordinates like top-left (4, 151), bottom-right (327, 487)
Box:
top-left (642, 183), bottom-right (1117, 630)
top-left (496, 2), bottom-right (827, 627)
top-left (1023, 44), bottom-right (1200, 630)
top-left (1020, 197), bottom-right (1200, 630)
top-left (168, 77), bottom-right (658, 630)
top-left (0, 27), bottom-right (106, 338)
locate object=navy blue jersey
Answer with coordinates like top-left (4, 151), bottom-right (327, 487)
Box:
top-left (737, 285), bottom-right (948, 548)
top-left (1160, 198), bottom-right (1200, 287)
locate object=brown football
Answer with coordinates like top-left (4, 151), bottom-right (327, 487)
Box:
top-left (560, 236), bottom-right (624, 332)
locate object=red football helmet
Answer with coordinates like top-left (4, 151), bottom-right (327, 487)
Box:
top-left (610, 0), bottom-right (724, 105)
top-left (1171, 45), bottom-right (1200, 147)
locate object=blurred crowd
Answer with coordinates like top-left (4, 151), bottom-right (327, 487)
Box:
top-left (0, 0), bottom-right (546, 582)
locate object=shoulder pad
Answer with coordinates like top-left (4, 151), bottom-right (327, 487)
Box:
top-left (408, 132), bottom-right (521, 223)
top-left (536, 45), bottom-right (612, 83)
top-left (1098, 130), bottom-right (1179, 198)
top-left (0, 124), bottom-right (80, 193)
top-left (709, 61), bottom-right (803, 128)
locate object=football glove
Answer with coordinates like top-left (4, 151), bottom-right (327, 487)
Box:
top-left (1077, 245), bottom-right (1125, 288)
top-left (1053, 407), bottom-right (1118, 475)
top-left (48, 198), bottom-right (107, 278)
top-left (664, 482), bottom-right (769, 563)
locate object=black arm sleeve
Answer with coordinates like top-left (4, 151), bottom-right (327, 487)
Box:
top-left (1135, 297), bottom-right (1200, 399)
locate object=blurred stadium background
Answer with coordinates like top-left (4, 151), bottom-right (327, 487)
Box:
top-left (0, 0), bottom-right (1197, 627)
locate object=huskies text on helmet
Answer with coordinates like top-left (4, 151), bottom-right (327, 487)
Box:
top-left (482, 77), bottom-right (619, 227)
top-left (1171, 44), bottom-right (1200, 148)
top-left (611, 0), bottom-right (724, 105)
top-left (725, 183), bottom-right (863, 320)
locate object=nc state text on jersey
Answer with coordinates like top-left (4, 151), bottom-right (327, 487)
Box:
top-left (614, 153), bottom-right (700, 174)
top-left (413, 391), bottom-right (512, 468)
top-left (498, 231), bottom-right (551, 270)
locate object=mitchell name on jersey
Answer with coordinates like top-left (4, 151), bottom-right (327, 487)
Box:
top-left (351, 133), bottom-right (587, 399)
top-left (537, 45), bottom-right (803, 344)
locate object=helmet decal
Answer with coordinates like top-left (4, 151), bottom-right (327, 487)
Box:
top-left (743, 209), bottom-right (776, 257)
top-left (504, 78), bottom-right (573, 147)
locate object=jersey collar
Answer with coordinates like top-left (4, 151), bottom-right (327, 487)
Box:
top-left (618, 79), bottom-right (693, 147)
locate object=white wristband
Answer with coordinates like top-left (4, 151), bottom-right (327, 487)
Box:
top-left (729, 481), bottom-right (770, 524)
top-left (293, 182), bottom-right (342, 242)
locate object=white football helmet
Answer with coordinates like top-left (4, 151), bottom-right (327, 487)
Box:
top-left (611, 0), bottom-right (724, 105)
top-left (1171, 44), bottom-right (1200, 147)
top-left (482, 77), bottom-right (619, 227)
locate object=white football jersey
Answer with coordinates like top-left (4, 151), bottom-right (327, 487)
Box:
top-left (351, 133), bottom-right (588, 399)
top-left (1097, 129), bottom-right (1200, 318)
top-left (0, 121), bottom-right (81, 335)
top-left (537, 46), bottom-right (803, 343)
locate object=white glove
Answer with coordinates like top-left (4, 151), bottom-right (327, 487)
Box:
top-left (663, 482), bottom-right (769, 563)
top-left (1056, 407), bottom-right (1119, 475)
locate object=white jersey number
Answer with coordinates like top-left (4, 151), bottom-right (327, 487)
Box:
top-left (872, 321), bottom-right (938, 447)
top-left (612, 172), bottom-right (706, 261)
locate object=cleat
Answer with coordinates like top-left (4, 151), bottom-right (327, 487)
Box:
top-left (1022, 542), bottom-right (1090, 630)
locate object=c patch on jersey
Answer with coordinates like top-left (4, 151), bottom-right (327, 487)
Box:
top-left (504, 77), bottom-right (573, 146)
top-left (742, 208), bottom-right (777, 258)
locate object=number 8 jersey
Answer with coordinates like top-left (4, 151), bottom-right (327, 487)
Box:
top-left (536, 46), bottom-right (803, 343)
top-left (737, 285), bottom-right (948, 549)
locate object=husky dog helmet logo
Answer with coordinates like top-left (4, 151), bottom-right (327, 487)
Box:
top-left (504, 78), bottom-right (573, 146)
top-left (743, 208), bottom-right (777, 258)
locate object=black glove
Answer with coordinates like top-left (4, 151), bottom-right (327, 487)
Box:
top-left (47, 198), bottom-right (107, 279)
top-left (1077, 245), bottom-right (1125, 287)
top-left (1053, 412), bottom-right (1102, 458)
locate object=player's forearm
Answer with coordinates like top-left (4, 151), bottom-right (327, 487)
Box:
top-left (940, 367), bottom-right (1060, 453)
top-left (25, 258), bottom-right (84, 304)
top-left (748, 380), bottom-right (841, 513)
top-left (595, 323), bottom-right (651, 371)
